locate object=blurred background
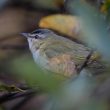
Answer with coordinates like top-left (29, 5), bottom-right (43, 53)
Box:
top-left (0, 0), bottom-right (110, 110)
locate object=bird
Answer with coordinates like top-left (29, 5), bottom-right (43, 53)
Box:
top-left (21, 29), bottom-right (92, 78)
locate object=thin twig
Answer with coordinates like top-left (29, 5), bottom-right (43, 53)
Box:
top-left (0, 89), bottom-right (37, 104)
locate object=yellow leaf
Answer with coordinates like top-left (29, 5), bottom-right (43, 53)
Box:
top-left (39, 14), bottom-right (81, 39)
top-left (100, 0), bottom-right (110, 14)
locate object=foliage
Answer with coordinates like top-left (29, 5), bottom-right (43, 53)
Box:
top-left (10, 55), bottom-right (66, 92)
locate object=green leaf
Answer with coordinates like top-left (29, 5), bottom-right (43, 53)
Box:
top-left (10, 55), bottom-right (66, 92)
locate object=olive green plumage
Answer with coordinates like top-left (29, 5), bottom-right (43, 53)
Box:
top-left (21, 29), bottom-right (106, 77)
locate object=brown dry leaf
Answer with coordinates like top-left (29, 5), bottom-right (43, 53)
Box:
top-left (39, 14), bottom-right (81, 39)
top-left (49, 54), bottom-right (77, 77)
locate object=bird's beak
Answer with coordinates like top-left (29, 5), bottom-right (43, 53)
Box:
top-left (20, 33), bottom-right (29, 38)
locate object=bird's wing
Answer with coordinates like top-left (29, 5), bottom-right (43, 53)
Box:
top-left (43, 42), bottom-right (72, 58)
top-left (42, 39), bottom-right (90, 70)
top-left (48, 53), bottom-right (77, 77)
top-left (39, 40), bottom-right (90, 77)
top-left (38, 42), bottom-right (77, 77)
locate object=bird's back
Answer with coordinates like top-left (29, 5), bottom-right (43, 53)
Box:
top-left (36, 35), bottom-right (91, 77)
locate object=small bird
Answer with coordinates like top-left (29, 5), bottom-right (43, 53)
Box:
top-left (21, 29), bottom-right (91, 77)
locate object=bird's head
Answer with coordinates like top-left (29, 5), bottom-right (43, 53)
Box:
top-left (21, 29), bottom-right (54, 52)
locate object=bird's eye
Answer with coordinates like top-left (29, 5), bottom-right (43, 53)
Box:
top-left (34, 35), bottom-right (39, 39)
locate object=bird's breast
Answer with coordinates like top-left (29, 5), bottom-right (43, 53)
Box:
top-left (32, 49), bottom-right (40, 64)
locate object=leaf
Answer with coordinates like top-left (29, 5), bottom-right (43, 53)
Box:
top-left (100, 0), bottom-right (110, 15)
top-left (39, 14), bottom-right (81, 40)
top-left (10, 55), bottom-right (66, 92)
top-left (45, 69), bottom-right (98, 110)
